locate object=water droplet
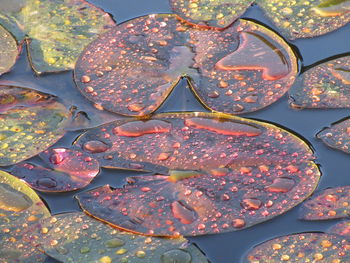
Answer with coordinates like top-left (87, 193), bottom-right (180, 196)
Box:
top-left (232, 218), bottom-right (246, 228)
top-left (105, 238), bottom-right (125, 248)
top-left (0, 184), bottom-right (32, 212)
top-left (49, 152), bottom-right (64, 164)
top-left (37, 177), bottom-right (57, 188)
top-left (113, 120), bottom-right (172, 137)
top-left (171, 200), bottom-right (197, 224)
top-left (135, 250), bottom-right (146, 258)
top-left (83, 140), bottom-right (110, 153)
top-left (266, 177), bottom-right (295, 193)
top-left (81, 75), bottom-right (91, 83)
top-left (161, 249), bottom-right (192, 263)
top-left (127, 103), bottom-right (145, 112)
top-left (241, 198), bottom-right (262, 210)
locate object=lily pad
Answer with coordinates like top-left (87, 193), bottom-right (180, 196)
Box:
top-left (27, 212), bottom-right (208, 263)
top-left (0, 0), bottom-right (115, 74)
top-left (74, 14), bottom-right (297, 116)
top-left (10, 148), bottom-right (100, 192)
top-left (170, 0), bottom-right (254, 28)
top-left (299, 186), bottom-right (350, 220)
top-left (0, 25), bottom-right (18, 76)
top-left (242, 232), bottom-right (350, 262)
top-left (0, 170), bottom-right (50, 262)
top-left (328, 220), bottom-right (350, 237)
top-left (0, 86), bottom-right (69, 166)
top-left (289, 56), bottom-right (350, 109)
top-left (317, 117), bottom-right (350, 153)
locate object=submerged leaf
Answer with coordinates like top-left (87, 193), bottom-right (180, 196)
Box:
top-left (317, 118), bottom-right (350, 154)
top-left (75, 112), bottom-right (320, 236)
top-left (0, 86), bottom-right (69, 166)
top-left (74, 14), bottom-right (297, 116)
top-left (170, 0), bottom-right (254, 28)
top-left (10, 148), bottom-right (99, 192)
top-left (299, 186), bottom-right (350, 220)
top-left (0, 25), bottom-right (18, 76)
top-left (0, 170), bottom-right (49, 262)
top-left (328, 220), bottom-right (350, 237)
top-left (242, 232), bottom-right (350, 262)
top-left (0, 0), bottom-right (115, 74)
top-left (27, 212), bottom-right (208, 263)
top-left (290, 56), bottom-right (350, 109)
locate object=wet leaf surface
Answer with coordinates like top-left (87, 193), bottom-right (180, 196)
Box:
top-left (299, 186), bottom-right (350, 220)
top-left (0, 0), bottom-right (115, 74)
top-left (328, 220), bottom-right (350, 237)
top-left (27, 212), bottom-right (208, 263)
top-left (170, 0), bottom-right (254, 28)
top-left (317, 117), bottom-right (350, 154)
top-left (0, 86), bottom-right (69, 166)
top-left (10, 148), bottom-right (100, 192)
top-left (242, 232), bottom-right (350, 262)
top-left (289, 56), bottom-right (350, 109)
top-left (0, 170), bottom-right (49, 262)
top-left (75, 112), bottom-right (320, 237)
top-left (74, 14), bottom-right (297, 116)
top-left (0, 25), bottom-right (18, 76)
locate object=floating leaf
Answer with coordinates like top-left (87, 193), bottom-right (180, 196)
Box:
top-left (0, 25), bottom-right (18, 76)
top-left (10, 148), bottom-right (99, 192)
top-left (317, 117), bottom-right (350, 154)
top-left (289, 56), bottom-right (350, 109)
top-left (170, 0), bottom-right (254, 28)
top-left (74, 14), bottom-right (297, 116)
top-left (0, 170), bottom-right (49, 262)
top-left (75, 112), bottom-right (320, 236)
top-left (242, 232), bottom-right (350, 262)
top-left (0, 0), bottom-right (115, 74)
top-left (0, 86), bottom-right (69, 166)
top-left (299, 186), bottom-right (350, 220)
top-left (328, 220), bottom-right (350, 237)
top-left (27, 212), bottom-right (208, 263)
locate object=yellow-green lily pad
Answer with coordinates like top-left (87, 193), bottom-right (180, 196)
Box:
top-left (0, 85), bottom-right (69, 166)
top-left (0, 0), bottom-right (115, 74)
top-left (0, 170), bottom-right (50, 262)
top-left (0, 25), bottom-right (18, 76)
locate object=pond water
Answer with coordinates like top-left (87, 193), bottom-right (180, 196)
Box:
top-left (2, 1), bottom-right (350, 262)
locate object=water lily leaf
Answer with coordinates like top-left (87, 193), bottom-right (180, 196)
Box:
top-left (10, 148), bottom-right (100, 192)
top-left (328, 220), bottom-right (350, 237)
top-left (242, 232), bottom-right (350, 262)
top-left (74, 14), bottom-right (297, 116)
top-left (290, 56), bottom-right (350, 109)
top-left (75, 112), bottom-right (320, 236)
top-left (0, 86), bottom-right (69, 166)
top-left (27, 212), bottom-right (208, 263)
top-left (170, 0), bottom-right (254, 28)
top-left (0, 170), bottom-right (49, 262)
top-left (0, 25), bottom-right (18, 76)
top-left (0, 0), bottom-right (115, 74)
top-left (257, 0), bottom-right (350, 39)
top-left (299, 186), bottom-right (350, 220)
top-left (316, 117), bottom-right (350, 153)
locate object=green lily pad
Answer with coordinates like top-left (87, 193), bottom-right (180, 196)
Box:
top-left (299, 186), bottom-right (350, 220)
top-left (0, 170), bottom-right (50, 262)
top-left (10, 148), bottom-right (100, 192)
top-left (317, 117), bottom-right (350, 154)
top-left (74, 14), bottom-right (297, 116)
top-left (75, 112), bottom-right (320, 236)
top-left (242, 232), bottom-right (350, 262)
top-left (27, 212), bottom-right (208, 263)
top-left (170, 0), bottom-right (254, 28)
top-left (290, 56), bottom-right (350, 109)
top-left (0, 0), bottom-right (115, 74)
top-left (0, 85), bottom-right (69, 166)
top-left (0, 25), bottom-right (18, 76)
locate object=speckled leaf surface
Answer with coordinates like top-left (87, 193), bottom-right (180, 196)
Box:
top-left (0, 0), bottom-right (115, 74)
top-left (299, 186), bottom-right (350, 220)
top-left (328, 221), bottom-right (350, 237)
top-left (290, 56), bottom-right (350, 109)
top-left (0, 86), bottom-right (69, 166)
top-left (0, 170), bottom-right (49, 263)
top-left (170, 0), bottom-right (254, 28)
top-left (257, 0), bottom-right (350, 39)
top-left (0, 25), bottom-right (18, 76)
top-left (317, 118), bottom-right (350, 154)
top-left (10, 148), bottom-right (99, 192)
top-left (27, 212), bottom-right (208, 263)
top-left (75, 112), bottom-right (320, 236)
top-left (242, 232), bottom-right (350, 262)
top-left (74, 14), bottom-right (297, 116)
